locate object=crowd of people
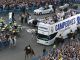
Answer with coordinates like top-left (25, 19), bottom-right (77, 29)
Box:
top-left (0, 0), bottom-right (79, 14)
top-left (54, 6), bottom-right (76, 21)
top-left (0, 0), bottom-right (59, 13)
top-left (39, 39), bottom-right (80, 60)
top-left (0, 0), bottom-right (78, 26)
top-left (0, 17), bottom-right (21, 49)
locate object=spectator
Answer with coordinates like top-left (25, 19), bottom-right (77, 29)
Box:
top-left (31, 55), bottom-right (39, 60)
top-left (20, 13), bottom-right (24, 24)
top-left (21, 2), bottom-right (26, 14)
top-left (12, 12), bottom-right (15, 22)
top-left (11, 35), bottom-right (16, 47)
top-left (9, 35), bottom-right (13, 48)
top-left (42, 47), bottom-right (48, 56)
top-left (25, 12), bottom-right (28, 23)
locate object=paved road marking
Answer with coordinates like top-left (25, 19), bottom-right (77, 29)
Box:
top-left (21, 26), bottom-right (36, 34)
top-left (26, 29), bottom-right (36, 33)
top-left (22, 26), bottom-right (28, 29)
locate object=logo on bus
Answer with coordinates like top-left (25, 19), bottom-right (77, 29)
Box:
top-left (55, 18), bottom-right (76, 31)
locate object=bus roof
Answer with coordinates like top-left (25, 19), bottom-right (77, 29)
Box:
top-left (38, 12), bottom-right (77, 25)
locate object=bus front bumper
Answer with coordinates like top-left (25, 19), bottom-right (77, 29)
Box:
top-left (37, 39), bottom-right (53, 45)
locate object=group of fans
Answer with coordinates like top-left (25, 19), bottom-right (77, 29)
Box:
top-left (0, 0), bottom-right (59, 13)
top-left (0, 17), bottom-right (21, 49)
top-left (0, 0), bottom-right (79, 14)
top-left (52, 3), bottom-right (77, 23)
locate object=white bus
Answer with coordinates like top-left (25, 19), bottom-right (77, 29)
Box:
top-left (37, 14), bottom-right (80, 45)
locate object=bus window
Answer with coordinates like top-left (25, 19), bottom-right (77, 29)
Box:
top-left (37, 32), bottom-right (58, 41)
top-left (37, 33), bottom-right (49, 41)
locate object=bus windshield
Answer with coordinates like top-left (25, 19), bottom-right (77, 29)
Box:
top-left (37, 32), bottom-right (57, 41)
top-left (37, 34), bottom-right (49, 41)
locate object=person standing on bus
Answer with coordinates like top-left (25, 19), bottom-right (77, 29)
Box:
top-left (53, 14), bottom-right (58, 23)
